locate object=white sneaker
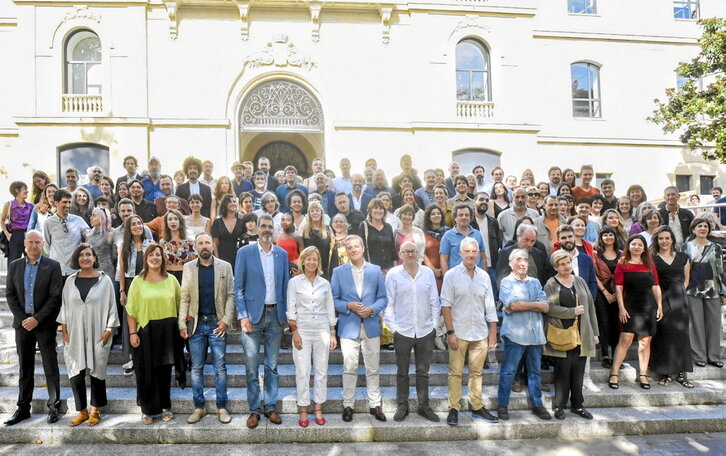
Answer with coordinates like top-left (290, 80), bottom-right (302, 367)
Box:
top-left (583, 377), bottom-right (601, 392)
top-left (122, 360), bottom-right (133, 369)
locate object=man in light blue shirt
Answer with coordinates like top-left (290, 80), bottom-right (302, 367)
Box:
top-left (497, 248), bottom-right (551, 422)
top-left (439, 205), bottom-right (486, 274)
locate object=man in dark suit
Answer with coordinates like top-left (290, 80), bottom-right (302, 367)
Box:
top-left (658, 186), bottom-right (694, 249)
top-left (257, 156), bottom-right (280, 191)
top-left (470, 192), bottom-right (504, 296)
top-left (5, 230), bottom-right (63, 426)
top-left (335, 192), bottom-right (365, 234)
top-left (175, 156), bottom-right (213, 218)
top-left (496, 224), bottom-right (548, 288)
top-left (115, 155), bottom-right (142, 189)
top-left (348, 174), bottom-right (372, 218)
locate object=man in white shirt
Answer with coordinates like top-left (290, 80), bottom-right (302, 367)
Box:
top-left (384, 241), bottom-right (441, 423)
top-left (333, 158), bottom-right (353, 194)
top-left (441, 237), bottom-right (499, 426)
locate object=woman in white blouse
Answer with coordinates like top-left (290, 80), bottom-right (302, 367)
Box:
top-left (286, 246), bottom-right (337, 428)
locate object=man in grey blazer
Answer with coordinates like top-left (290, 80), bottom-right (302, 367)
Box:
top-left (179, 233), bottom-right (235, 424)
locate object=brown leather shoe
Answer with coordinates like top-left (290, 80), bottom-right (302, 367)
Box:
top-left (264, 410), bottom-right (282, 425)
top-left (246, 413), bottom-right (260, 429)
top-left (369, 406), bottom-right (387, 422)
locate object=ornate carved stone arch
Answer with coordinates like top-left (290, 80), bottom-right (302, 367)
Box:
top-left (239, 79), bottom-right (323, 132)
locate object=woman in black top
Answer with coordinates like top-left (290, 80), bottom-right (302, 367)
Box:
top-left (359, 197), bottom-right (397, 274)
top-left (239, 212), bottom-right (259, 247)
top-left (593, 227), bottom-right (622, 368)
top-left (301, 201), bottom-right (332, 279)
top-left (211, 194), bottom-right (245, 267)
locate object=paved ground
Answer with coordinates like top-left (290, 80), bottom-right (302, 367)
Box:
top-left (1, 432), bottom-right (725, 455)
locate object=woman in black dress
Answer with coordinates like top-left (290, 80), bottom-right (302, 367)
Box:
top-left (301, 201), bottom-right (332, 280)
top-left (359, 197), bottom-right (397, 274)
top-left (650, 226), bottom-right (694, 387)
top-left (593, 227), bottom-right (622, 368)
top-left (211, 194), bottom-right (245, 267)
top-left (608, 235), bottom-right (663, 390)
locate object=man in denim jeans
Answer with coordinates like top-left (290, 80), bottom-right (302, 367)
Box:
top-left (497, 248), bottom-right (552, 421)
top-left (234, 214), bottom-right (290, 428)
top-left (179, 233), bottom-right (235, 424)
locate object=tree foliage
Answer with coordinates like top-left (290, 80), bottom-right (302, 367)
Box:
top-left (650, 18), bottom-right (726, 163)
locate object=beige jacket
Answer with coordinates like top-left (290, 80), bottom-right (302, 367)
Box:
top-left (543, 275), bottom-right (599, 358)
top-left (534, 214), bottom-right (566, 254)
top-left (178, 257), bottom-right (235, 335)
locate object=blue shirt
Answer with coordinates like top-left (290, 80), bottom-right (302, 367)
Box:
top-left (23, 256), bottom-right (41, 314)
top-left (83, 183), bottom-right (102, 200)
top-left (415, 188), bottom-right (435, 207)
top-left (499, 273), bottom-right (548, 346)
top-left (198, 262), bottom-right (216, 316)
top-left (439, 226), bottom-right (486, 269)
top-left (276, 184), bottom-right (308, 213)
top-left (716, 196), bottom-right (726, 226)
top-left (142, 177), bottom-right (164, 201)
top-left (233, 179), bottom-right (253, 196)
top-left (584, 220), bottom-right (601, 244)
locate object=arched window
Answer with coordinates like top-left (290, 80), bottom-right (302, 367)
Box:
top-left (571, 62), bottom-right (601, 118)
top-left (456, 39), bottom-right (491, 102)
top-left (64, 30), bottom-right (102, 95)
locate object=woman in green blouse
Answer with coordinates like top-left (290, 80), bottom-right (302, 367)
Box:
top-left (126, 243), bottom-right (185, 425)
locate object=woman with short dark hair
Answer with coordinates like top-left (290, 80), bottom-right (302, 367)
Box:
top-left (360, 198), bottom-right (397, 274)
top-left (58, 243), bottom-right (119, 426)
top-left (211, 194), bottom-right (245, 267)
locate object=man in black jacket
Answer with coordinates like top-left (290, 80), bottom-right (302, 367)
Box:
top-left (469, 192), bottom-right (503, 296)
top-left (175, 156), bottom-right (213, 218)
top-left (658, 186), bottom-right (694, 249)
top-left (495, 224), bottom-right (548, 289)
top-left (5, 230), bottom-right (63, 426)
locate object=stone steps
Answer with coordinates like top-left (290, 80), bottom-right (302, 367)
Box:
top-left (1, 405), bottom-right (725, 444)
top-left (1, 379), bottom-right (723, 415)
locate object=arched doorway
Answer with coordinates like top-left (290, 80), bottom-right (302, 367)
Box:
top-left (239, 79), bottom-right (324, 177)
top-left (253, 141), bottom-right (309, 177)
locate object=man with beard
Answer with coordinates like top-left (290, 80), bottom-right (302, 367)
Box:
top-left (470, 192), bottom-right (503, 295)
top-left (179, 232), bottom-right (236, 425)
top-left (128, 179), bottom-right (158, 223)
top-left (497, 188), bottom-right (540, 242)
top-left (153, 175), bottom-right (190, 216)
top-left (142, 156), bottom-right (164, 201)
top-left (534, 195), bottom-right (566, 254)
top-left (256, 156), bottom-right (280, 191)
top-left (335, 192), bottom-right (365, 233)
top-left (548, 166), bottom-right (563, 196)
top-left (600, 179), bottom-right (618, 211)
top-left (231, 161), bottom-right (253, 196)
top-left (302, 157), bottom-right (325, 190)
top-left (472, 165), bottom-right (488, 193)
top-left (348, 174), bottom-right (372, 217)
top-left (415, 169), bottom-right (437, 208)
top-left (444, 161), bottom-right (460, 198)
top-left (116, 155), bottom-right (142, 188)
top-left (234, 215), bottom-right (290, 428)
top-left (83, 165), bottom-right (104, 200)
top-left (176, 156), bottom-right (213, 217)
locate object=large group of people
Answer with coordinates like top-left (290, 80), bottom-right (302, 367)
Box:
top-left (3, 155), bottom-right (725, 429)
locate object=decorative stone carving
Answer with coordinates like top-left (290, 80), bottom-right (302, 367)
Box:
top-left (452, 15), bottom-right (492, 37)
top-left (310, 1), bottom-right (322, 42)
top-left (240, 80), bottom-right (323, 132)
top-left (163, 1), bottom-right (178, 40)
top-left (379, 6), bottom-right (393, 44)
top-left (61, 6), bottom-right (101, 25)
top-left (236, 0), bottom-right (250, 41)
top-left (243, 34), bottom-right (316, 71)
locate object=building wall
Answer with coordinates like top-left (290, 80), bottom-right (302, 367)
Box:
top-left (0, 0), bottom-right (724, 197)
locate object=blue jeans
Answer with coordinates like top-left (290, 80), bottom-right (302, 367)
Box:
top-left (189, 315), bottom-right (228, 409)
top-left (241, 305), bottom-right (283, 414)
top-left (497, 336), bottom-right (543, 408)
top-left (487, 267), bottom-right (498, 300)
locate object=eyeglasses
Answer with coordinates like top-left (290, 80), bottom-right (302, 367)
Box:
top-left (401, 250), bottom-right (417, 255)
top-left (527, 193), bottom-right (539, 197)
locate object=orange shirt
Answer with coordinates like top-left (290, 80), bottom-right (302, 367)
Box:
top-left (572, 186), bottom-right (600, 202)
top-left (545, 216), bottom-right (560, 245)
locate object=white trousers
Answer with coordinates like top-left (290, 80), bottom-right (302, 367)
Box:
top-left (292, 319), bottom-right (331, 407)
top-left (341, 324), bottom-right (381, 408)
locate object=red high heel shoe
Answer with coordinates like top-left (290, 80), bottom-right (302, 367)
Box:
top-left (314, 406), bottom-right (326, 425)
top-left (298, 410), bottom-right (309, 428)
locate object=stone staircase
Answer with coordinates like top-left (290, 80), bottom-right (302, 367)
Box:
top-left (0, 266), bottom-right (725, 444)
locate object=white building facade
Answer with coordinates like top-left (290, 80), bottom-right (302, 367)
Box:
top-left (0, 0), bottom-right (724, 196)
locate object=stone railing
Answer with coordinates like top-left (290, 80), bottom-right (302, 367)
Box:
top-left (62, 95), bottom-right (103, 114)
top-left (457, 101), bottom-right (494, 119)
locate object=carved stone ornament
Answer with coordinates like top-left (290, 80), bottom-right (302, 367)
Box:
top-left (452, 15), bottom-right (491, 36)
top-left (240, 80), bottom-right (323, 132)
top-left (310, 1), bottom-right (322, 42)
top-left (379, 6), bottom-right (393, 44)
top-left (61, 6), bottom-right (101, 25)
top-left (243, 34), bottom-right (316, 71)
top-left (235, 0), bottom-right (250, 41)
top-left (163, 1), bottom-right (178, 40)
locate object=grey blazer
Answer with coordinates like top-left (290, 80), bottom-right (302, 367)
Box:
top-left (178, 257), bottom-right (235, 335)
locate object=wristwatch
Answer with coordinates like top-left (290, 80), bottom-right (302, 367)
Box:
top-left (446, 329), bottom-right (455, 336)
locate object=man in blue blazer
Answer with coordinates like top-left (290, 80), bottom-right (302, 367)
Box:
top-left (234, 214), bottom-right (290, 429)
top-left (331, 234), bottom-right (388, 423)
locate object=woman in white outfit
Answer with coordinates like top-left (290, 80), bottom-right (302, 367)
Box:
top-left (286, 246), bottom-right (337, 428)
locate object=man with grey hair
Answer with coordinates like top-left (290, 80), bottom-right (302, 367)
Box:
top-left (497, 248), bottom-right (551, 421)
top-left (348, 173), bottom-right (372, 217)
top-left (83, 165), bottom-right (104, 200)
top-left (496, 223), bottom-right (548, 289)
top-left (658, 185), bottom-right (694, 249)
top-left (384, 241), bottom-right (441, 423)
top-left (312, 172), bottom-right (336, 216)
top-left (497, 187), bottom-right (541, 242)
top-left (441, 237), bottom-right (499, 426)
top-left (143, 156), bottom-right (164, 201)
top-left (302, 157), bottom-right (325, 189)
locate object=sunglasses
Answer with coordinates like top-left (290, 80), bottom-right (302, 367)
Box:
top-left (61, 218), bottom-right (69, 233)
top-left (527, 193), bottom-right (539, 197)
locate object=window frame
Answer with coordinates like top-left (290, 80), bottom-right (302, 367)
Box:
top-left (568, 0), bottom-right (597, 15)
top-left (455, 38), bottom-right (492, 103)
top-left (570, 61), bottom-right (602, 118)
top-left (673, 0), bottom-right (700, 19)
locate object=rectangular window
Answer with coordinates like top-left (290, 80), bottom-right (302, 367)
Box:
top-left (675, 175), bottom-right (692, 193)
top-left (676, 76), bottom-right (704, 92)
top-left (568, 0), bottom-right (597, 14)
top-left (700, 175), bottom-right (715, 194)
top-left (595, 173), bottom-right (611, 188)
top-left (674, 0), bottom-right (699, 19)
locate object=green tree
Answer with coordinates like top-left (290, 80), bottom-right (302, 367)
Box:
top-left (650, 18), bottom-right (726, 163)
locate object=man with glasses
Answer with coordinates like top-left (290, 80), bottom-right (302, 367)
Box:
top-left (43, 189), bottom-right (89, 279)
top-left (234, 215), bottom-right (290, 429)
top-left (384, 241), bottom-right (441, 423)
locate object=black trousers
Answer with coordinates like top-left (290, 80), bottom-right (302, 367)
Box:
top-left (15, 326), bottom-right (60, 412)
top-left (136, 364), bottom-right (172, 416)
top-left (553, 346), bottom-right (586, 410)
top-left (595, 291), bottom-right (620, 358)
top-left (393, 330), bottom-right (435, 408)
top-left (7, 229), bottom-right (26, 263)
top-left (69, 369), bottom-right (107, 411)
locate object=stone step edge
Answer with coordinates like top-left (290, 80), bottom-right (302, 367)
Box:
top-left (0, 405), bottom-right (724, 444)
